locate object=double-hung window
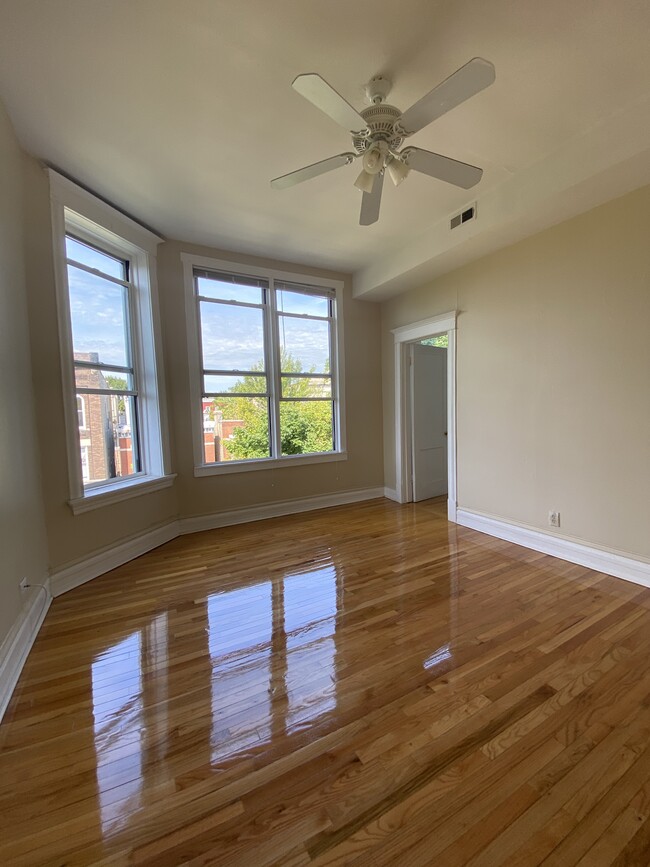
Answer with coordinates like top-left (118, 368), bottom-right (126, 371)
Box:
top-left (184, 256), bottom-right (345, 473)
top-left (66, 235), bottom-right (141, 484)
top-left (50, 171), bottom-right (173, 512)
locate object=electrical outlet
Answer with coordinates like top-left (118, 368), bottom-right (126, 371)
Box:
top-left (548, 510), bottom-right (561, 528)
top-left (19, 577), bottom-right (29, 592)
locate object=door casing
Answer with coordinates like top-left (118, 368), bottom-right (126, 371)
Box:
top-left (391, 311), bottom-right (457, 522)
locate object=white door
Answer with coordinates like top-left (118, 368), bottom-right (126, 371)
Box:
top-left (411, 343), bottom-right (447, 501)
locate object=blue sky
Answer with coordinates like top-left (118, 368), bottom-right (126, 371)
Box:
top-left (66, 240), bottom-right (331, 382)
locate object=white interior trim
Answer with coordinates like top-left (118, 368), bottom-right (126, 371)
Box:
top-left (47, 170), bottom-right (163, 253)
top-left (457, 509), bottom-right (650, 589)
top-left (392, 311), bottom-right (457, 521)
top-left (194, 451), bottom-right (347, 476)
top-left (0, 580), bottom-right (51, 723)
top-left (68, 473), bottom-right (176, 514)
top-left (50, 521), bottom-right (180, 597)
top-left (179, 487), bottom-right (385, 534)
top-left (49, 170), bottom-right (172, 510)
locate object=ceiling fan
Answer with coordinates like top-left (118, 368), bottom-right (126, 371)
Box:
top-left (271, 58), bottom-right (495, 226)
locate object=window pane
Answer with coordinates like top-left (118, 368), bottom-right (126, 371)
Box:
top-left (281, 376), bottom-right (331, 398)
top-left (203, 374), bottom-right (266, 395)
top-left (66, 236), bottom-right (126, 281)
top-left (200, 301), bottom-right (265, 371)
top-left (277, 289), bottom-right (329, 318)
top-left (202, 396), bottom-right (270, 462)
top-left (279, 400), bottom-right (334, 455)
top-left (77, 392), bottom-right (139, 484)
top-left (279, 317), bottom-right (330, 374)
top-left (68, 265), bottom-right (130, 367)
top-left (196, 274), bottom-right (264, 305)
top-left (75, 367), bottom-right (133, 392)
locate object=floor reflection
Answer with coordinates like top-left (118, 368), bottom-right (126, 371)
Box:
top-left (91, 613), bottom-right (168, 836)
top-left (423, 642), bottom-right (452, 670)
top-left (207, 559), bottom-right (340, 762)
top-left (208, 582), bottom-right (273, 761)
top-left (284, 566), bottom-right (337, 734)
top-left (91, 631), bottom-right (143, 834)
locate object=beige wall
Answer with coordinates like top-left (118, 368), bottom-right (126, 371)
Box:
top-left (22, 159), bottom-right (178, 570)
top-left (382, 185), bottom-right (650, 561)
top-left (0, 101), bottom-right (49, 645)
top-left (15, 158), bottom-right (383, 572)
top-left (157, 241), bottom-right (384, 519)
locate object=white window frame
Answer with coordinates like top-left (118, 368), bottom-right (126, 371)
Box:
top-left (182, 253), bottom-right (347, 476)
top-left (49, 171), bottom-right (175, 513)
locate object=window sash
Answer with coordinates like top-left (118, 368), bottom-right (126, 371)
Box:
top-left (75, 391), bottom-right (142, 487)
top-left (194, 268), bottom-right (339, 464)
top-left (65, 232), bottom-right (143, 488)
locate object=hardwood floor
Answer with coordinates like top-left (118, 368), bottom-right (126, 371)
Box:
top-left (1, 497), bottom-right (650, 866)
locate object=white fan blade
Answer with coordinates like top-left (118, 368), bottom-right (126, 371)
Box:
top-left (403, 147), bottom-right (483, 189)
top-left (359, 172), bottom-right (384, 225)
top-left (293, 73), bottom-right (368, 133)
top-left (398, 58), bottom-right (495, 135)
top-left (271, 152), bottom-right (357, 190)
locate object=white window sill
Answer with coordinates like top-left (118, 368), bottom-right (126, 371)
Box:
top-left (194, 451), bottom-right (348, 477)
top-left (68, 473), bottom-right (177, 514)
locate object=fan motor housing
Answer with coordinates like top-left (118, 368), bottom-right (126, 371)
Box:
top-left (352, 104), bottom-right (404, 154)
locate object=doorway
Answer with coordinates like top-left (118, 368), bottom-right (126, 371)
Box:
top-left (410, 339), bottom-right (448, 501)
top-left (391, 312), bottom-right (457, 522)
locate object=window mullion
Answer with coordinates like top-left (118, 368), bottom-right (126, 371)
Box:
top-left (267, 280), bottom-right (282, 458)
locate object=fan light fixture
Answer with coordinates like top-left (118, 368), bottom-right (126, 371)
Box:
top-left (353, 169), bottom-right (376, 194)
top-left (386, 157), bottom-right (410, 187)
top-left (354, 145), bottom-right (385, 193)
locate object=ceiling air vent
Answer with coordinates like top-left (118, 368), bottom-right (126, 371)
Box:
top-left (450, 203), bottom-right (477, 230)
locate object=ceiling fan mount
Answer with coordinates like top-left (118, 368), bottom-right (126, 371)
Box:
top-left (351, 103), bottom-right (404, 154)
top-left (271, 58), bottom-right (496, 225)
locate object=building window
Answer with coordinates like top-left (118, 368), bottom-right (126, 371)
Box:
top-left (80, 445), bottom-right (90, 483)
top-left (183, 256), bottom-right (345, 474)
top-left (76, 395), bottom-right (87, 430)
top-left (50, 171), bottom-right (173, 512)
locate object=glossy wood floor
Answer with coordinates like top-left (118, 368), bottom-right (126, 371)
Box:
top-left (2, 498), bottom-right (650, 866)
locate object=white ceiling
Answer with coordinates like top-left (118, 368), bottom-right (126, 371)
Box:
top-left (1, 0), bottom-right (649, 298)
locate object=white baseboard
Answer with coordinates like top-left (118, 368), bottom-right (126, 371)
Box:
top-left (180, 487), bottom-right (386, 534)
top-left (457, 509), bottom-right (650, 589)
top-left (0, 579), bottom-right (51, 723)
top-left (50, 521), bottom-right (180, 597)
top-left (383, 487), bottom-right (401, 503)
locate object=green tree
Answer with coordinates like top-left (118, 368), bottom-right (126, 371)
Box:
top-left (104, 374), bottom-right (127, 413)
top-left (420, 334), bottom-right (448, 348)
top-left (214, 352), bottom-right (333, 459)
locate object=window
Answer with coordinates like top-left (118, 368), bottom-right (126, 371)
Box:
top-left (66, 235), bottom-right (141, 485)
top-left (50, 171), bottom-right (173, 512)
top-left (76, 395), bottom-right (87, 430)
top-left (184, 256), bottom-right (345, 473)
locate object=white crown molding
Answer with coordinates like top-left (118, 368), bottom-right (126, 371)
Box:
top-left (179, 487), bottom-right (385, 534)
top-left (50, 521), bottom-right (180, 597)
top-left (457, 509), bottom-right (650, 589)
top-left (0, 579), bottom-right (52, 723)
